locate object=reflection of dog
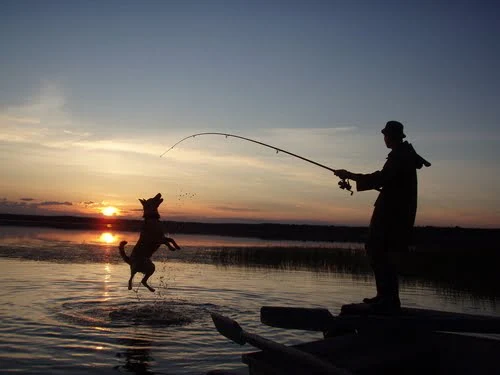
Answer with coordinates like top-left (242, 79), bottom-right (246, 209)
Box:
top-left (119, 193), bottom-right (181, 292)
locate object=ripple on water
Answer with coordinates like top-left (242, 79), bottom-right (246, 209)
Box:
top-left (57, 298), bottom-right (218, 329)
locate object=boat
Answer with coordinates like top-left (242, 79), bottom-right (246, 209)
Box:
top-left (210, 303), bottom-right (500, 374)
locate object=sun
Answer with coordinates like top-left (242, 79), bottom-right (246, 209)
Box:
top-left (101, 206), bottom-right (119, 216)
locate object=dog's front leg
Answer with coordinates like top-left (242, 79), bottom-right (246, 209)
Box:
top-left (165, 237), bottom-right (181, 250)
top-left (163, 237), bottom-right (181, 251)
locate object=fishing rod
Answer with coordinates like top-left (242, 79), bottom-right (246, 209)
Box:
top-left (160, 132), bottom-right (353, 194)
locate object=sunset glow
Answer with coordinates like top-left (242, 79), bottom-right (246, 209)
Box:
top-left (0, 2), bottom-right (498, 228)
top-left (101, 206), bottom-right (119, 217)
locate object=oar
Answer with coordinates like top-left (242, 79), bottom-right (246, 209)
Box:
top-left (210, 312), bottom-right (351, 375)
top-left (260, 306), bottom-right (335, 331)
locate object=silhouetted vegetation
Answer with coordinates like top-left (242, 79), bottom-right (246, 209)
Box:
top-left (201, 246), bottom-right (500, 299)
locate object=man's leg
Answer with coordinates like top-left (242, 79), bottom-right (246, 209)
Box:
top-left (364, 212), bottom-right (385, 304)
top-left (364, 241), bottom-right (384, 303)
top-left (381, 253), bottom-right (400, 306)
top-left (367, 245), bottom-right (401, 310)
top-left (385, 251), bottom-right (401, 305)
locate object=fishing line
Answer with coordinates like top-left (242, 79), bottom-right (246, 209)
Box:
top-left (160, 132), bottom-right (353, 194)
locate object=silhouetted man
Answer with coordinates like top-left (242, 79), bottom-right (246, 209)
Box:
top-left (335, 121), bottom-right (430, 311)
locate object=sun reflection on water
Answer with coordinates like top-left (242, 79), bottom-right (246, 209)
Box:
top-left (99, 232), bottom-right (117, 244)
top-left (102, 264), bottom-right (112, 299)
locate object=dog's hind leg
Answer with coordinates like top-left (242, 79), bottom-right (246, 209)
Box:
top-left (141, 261), bottom-right (156, 292)
top-left (128, 270), bottom-right (136, 290)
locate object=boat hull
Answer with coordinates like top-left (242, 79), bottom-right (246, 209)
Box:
top-left (242, 331), bottom-right (500, 375)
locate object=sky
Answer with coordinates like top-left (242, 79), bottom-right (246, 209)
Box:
top-left (1, 0), bottom-right (499, 228)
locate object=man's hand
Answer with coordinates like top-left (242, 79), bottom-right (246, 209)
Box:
top-left (334, 169), bottom-right (352, 180)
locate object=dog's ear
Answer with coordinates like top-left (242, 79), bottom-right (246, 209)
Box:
top-left (139, 198), bottom-right (146, 206)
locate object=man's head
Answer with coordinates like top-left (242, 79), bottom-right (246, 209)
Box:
top-left (382, 121), bottom-right (406, 148)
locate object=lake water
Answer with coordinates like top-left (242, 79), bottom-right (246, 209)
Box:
top-left (0, 226), bottom-right (498, 374)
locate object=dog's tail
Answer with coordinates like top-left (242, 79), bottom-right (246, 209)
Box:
top-left (119, 241), bottom-right (131, 264)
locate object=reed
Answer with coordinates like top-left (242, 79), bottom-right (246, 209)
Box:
top-left (200, 246), bottom-right (500, 299)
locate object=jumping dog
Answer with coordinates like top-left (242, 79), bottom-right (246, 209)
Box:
top-left (119, 193), bottom-right (181, 292)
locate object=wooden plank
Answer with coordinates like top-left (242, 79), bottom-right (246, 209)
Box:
top-left (339, 303), bottom-right (500, 334)
top-left (260, 304), bottom-right (500, 335)
top-left (260, 306), bottom-right (334, 331)
top-left (340, 303), bottom-right (487, 318)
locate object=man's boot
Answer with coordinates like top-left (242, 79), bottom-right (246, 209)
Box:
top-left (363, 267), bottom-right (383, 304)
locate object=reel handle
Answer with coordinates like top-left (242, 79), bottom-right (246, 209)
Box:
top-left (338, 178), bottom-right (353, 195)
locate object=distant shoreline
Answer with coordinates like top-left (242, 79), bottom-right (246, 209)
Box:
top-left (0, 213), bottom-right (499, 251)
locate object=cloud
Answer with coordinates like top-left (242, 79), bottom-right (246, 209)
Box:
top-left (156, 126), bottom-right (369, 179)
top-left (0, 85), bottom-right (363, 175)
top-left (79, 201), bottom-right (98, 208)
top-left (0, 115), bottom-right (41, 125)
top-left (38, 201), bottom-right (72, 206)
top-left (265, 127), bottom-right (358, 137)
top-left (77, 201), bottom-right (115, 210)
top-left (63, 129), bottom-right (91, 137)
top-left (0, 81), bottom-right (170, 158)
top-left (118, 209), bottom-right (132, 215)
top-left (71, 139), bottom-right (164, 156)
top-left (0, 199), bottom-right (48, 215)
top-left (0, 198), bottom-right (77, 215)
top-left (212, 205), bottom-right (262, 213)
top-left (0, 81), bottom-right (93, 147)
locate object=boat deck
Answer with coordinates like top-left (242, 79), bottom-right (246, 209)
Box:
top-left (242, 330), bottom-right (499, 374)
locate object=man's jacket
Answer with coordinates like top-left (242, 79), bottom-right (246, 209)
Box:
top-left (355, 141), bottom-right (427, 250)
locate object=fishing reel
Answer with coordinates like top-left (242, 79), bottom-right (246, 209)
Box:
top-left (338, 178), bottom-right (353, 195)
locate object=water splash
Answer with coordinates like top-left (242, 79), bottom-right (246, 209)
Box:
top-left (58, 297), bottom-right (216, 328)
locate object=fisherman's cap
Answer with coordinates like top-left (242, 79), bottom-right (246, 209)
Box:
top-left (382, 121), bottom-right (406, 139)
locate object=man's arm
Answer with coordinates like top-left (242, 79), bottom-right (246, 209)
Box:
top-left (334, 169), bottom-right (382, 192)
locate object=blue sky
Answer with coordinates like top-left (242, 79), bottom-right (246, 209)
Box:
top-left (1, 1), bottom-right (499, 227)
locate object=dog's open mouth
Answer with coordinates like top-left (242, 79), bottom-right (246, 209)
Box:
top-left (140, 193), bottom-right (164, 210)
top-left (153, 193), bottom-right (163, 204)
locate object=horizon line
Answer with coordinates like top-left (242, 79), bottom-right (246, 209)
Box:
top-left (0, 212), bottom-right (497, 231)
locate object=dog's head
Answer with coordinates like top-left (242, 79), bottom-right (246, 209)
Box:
top-left (139, 193), bottom-right (163, 219)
